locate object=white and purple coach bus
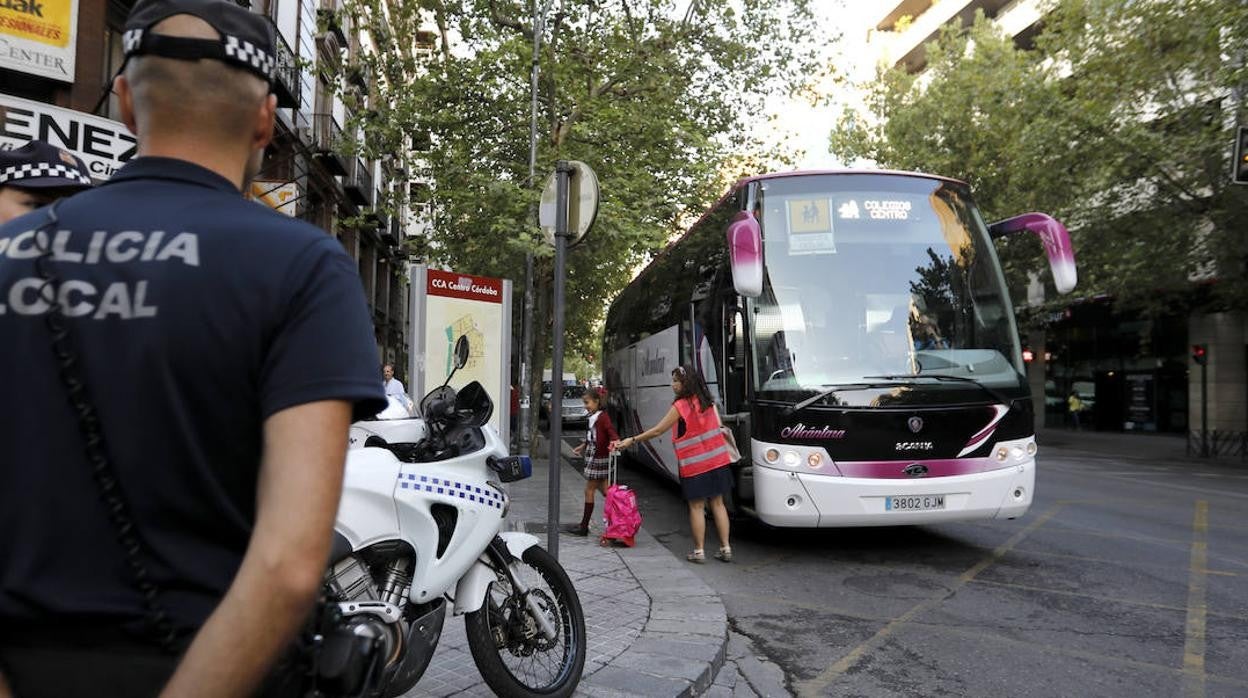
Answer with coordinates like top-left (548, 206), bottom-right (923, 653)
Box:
top-left (603, 171), bottom-right (1077, 526)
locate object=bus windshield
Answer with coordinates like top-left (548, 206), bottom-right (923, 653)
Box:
top-left (750, 174), bottom-right (1023, 400)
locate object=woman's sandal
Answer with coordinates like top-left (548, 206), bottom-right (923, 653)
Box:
top-left (714, 547), bottom-right (733, 562)
top-left (686, 549), bottom-right (705, 563)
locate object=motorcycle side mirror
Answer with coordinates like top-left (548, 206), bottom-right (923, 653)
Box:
top-left (454, 335), bottom-right (470, 370)
top-left (440, 335), bottom-right (472, 389)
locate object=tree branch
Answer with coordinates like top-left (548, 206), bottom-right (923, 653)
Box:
top-left (487, 0), bottom-right (532, 39)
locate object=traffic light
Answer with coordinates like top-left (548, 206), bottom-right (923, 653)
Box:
top-left (1192, 344), bottom-right (1208, 365)
top-left (1234, 126), bottom-right (1248, 185)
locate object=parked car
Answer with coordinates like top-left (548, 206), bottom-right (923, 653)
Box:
top-left (554, 384), bottom-right (589, 427)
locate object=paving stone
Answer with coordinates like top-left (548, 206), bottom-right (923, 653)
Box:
top-left (612, 649), bottom-right (714, 684)
top-left (712, 661), bottom-right (740, 689)
top-left (580, 665), bottom-right (693, 696)
top-left (644, 618), bottom-right (729, 637)
top-left (735, 652), bottom-right (789, 698)
top-left (649, 604), bottom-right (728, 623)
top-left (627, 636), bottom-right (725, 664)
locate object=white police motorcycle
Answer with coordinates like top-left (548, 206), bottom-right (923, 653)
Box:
top-left (314, 336), bottom-right (585, 697)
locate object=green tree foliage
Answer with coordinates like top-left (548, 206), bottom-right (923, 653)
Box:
top-left (346, 0), bottom-right (820, 430)
top-left (831, 0), bottom-right (1248, 320)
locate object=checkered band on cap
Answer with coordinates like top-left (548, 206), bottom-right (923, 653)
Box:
top-left (224, 35), bottom-right (275, 80)
top-left (0, 162), bottom-right (93, 186)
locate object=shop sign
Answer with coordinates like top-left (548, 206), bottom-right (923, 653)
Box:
top-left (249, 180), bottom-right (298, 216)
top-left (0, 92), bottom-right (134, 180)
top-left (0, 0), bottom-right (77, 81)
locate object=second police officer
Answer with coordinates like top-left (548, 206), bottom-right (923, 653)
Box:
top-left (0, 0), bottom-right (386, 695)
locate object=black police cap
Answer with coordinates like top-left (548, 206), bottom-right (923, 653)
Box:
top-left (123, 0), bottom-right (278, 84)
top-left (0, 140), bottom-right (93, 190)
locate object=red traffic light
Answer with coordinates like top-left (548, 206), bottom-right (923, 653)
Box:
top-left (1022, 348), bottom-right (1034, 363)
top-left (1192, 344), bottom-right (1208, 365)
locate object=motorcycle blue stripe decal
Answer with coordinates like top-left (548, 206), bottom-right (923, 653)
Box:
top-left (395, 473), bottom-right (504, 508)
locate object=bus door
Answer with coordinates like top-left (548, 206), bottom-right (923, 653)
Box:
top-left (622, 344), bottom-right (638, 436)
top-left (720, 296), bottom-right (754, 502)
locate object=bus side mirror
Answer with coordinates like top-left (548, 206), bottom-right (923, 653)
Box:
top-left (727, 212), bottom-right (763, 298)
top-left (988, 212), bottom-right (1077, 294)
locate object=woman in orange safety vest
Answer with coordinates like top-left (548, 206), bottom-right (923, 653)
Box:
top-left (612, 364), bottom-right (735, 563)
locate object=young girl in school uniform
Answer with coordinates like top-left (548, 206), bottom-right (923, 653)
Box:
top-left (562, 387), bottom-right (618, 536)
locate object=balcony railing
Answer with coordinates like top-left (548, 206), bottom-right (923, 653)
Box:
top-left (346, 61), bottom-right (369, 91)
top-left (311, 113), bottom-right (348, 176)
top-left (385, 215), bottom-right (402, 245)
top-left (344, 158), bottom-right (374, 207)
top-left (272, 30), bottom-right (299, 109)
top-left (317, 0), bottom-right (347, 45)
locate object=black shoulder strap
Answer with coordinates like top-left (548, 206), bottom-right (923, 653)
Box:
top-left (31, 203), bottom-right (178, 651)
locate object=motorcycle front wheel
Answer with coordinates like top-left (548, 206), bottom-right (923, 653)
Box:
top-left (464, 545), bottom-right (586, 697)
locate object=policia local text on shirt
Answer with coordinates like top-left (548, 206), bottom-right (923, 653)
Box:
top-left (0, 228), bottom-right (194, 319)
top-left (0, 0), bottom-right (386, 696)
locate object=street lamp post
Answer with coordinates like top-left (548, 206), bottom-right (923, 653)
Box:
top-left (519, 0), bottom-right (550, 457)
top-left (546, 161), bottom-right (574, 558)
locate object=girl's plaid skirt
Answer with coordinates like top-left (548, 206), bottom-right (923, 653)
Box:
top-left (584, 456), bottom-right (610, 480)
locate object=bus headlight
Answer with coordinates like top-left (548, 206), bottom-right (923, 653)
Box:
top-left (782, 451), bottom-right (800, 467)
top-left (765, 448), bottom-right (780, 464)
top-left (992, 438), bottom-right (1037, 465)
top-left (807, 452), bottom-right (823, 468)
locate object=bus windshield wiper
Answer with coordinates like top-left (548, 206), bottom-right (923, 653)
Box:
top-left (862, 374), bottom-right (1016, 408)
top-left (784, 383), bottom-right (899, 415)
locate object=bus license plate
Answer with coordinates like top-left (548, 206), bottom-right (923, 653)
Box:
top-left (885, 495), bottom-right (946, 512)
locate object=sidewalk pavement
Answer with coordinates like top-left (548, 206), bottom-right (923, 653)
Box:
top-left (407, 435), bottom-right (730, 697)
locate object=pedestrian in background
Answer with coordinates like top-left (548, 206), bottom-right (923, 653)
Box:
top-left (613, 364), bottom-right (733, 563)
top-left (1068, 391), bottom-right (1084, 430)
top-left (563, 387), bottom-right (617, 536)
top-left (0, 0), bottom-right (385, 695)
top-left (0, 140), bottom-right (93, 224)
top-left (383, 363), bottom-right (406, 400)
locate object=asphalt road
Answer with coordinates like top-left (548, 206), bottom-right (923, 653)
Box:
top-left (560, 430), bottom-right (1248, 697)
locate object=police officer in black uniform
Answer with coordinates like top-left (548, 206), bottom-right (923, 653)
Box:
top-left (0, 140), bottom-right (94, 224)
top-left (0, 0), bottom-right (386, 695)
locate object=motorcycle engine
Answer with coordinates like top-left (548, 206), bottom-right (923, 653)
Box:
top-left (326, 555), bottom-right (379, 602)
top-left (317, 554), bottom-right (406, 695)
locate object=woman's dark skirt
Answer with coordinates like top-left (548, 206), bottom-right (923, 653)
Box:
top-left (680, 465), bottom-right (733, 501)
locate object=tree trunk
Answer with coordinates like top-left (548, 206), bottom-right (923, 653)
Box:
top-left (523, 257), bottom-right (554, 443)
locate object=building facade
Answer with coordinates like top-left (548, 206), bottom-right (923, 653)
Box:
top-left (0, 0), bottom-right (428, 377)
top-left (867, 0), bottom-right (1046, 74)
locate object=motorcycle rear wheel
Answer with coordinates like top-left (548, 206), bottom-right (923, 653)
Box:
top-left (464, 545), bottom-right (586, 697)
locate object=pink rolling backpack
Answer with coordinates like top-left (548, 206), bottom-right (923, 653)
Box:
top-left (600, 452), bottom-right (641, 547)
